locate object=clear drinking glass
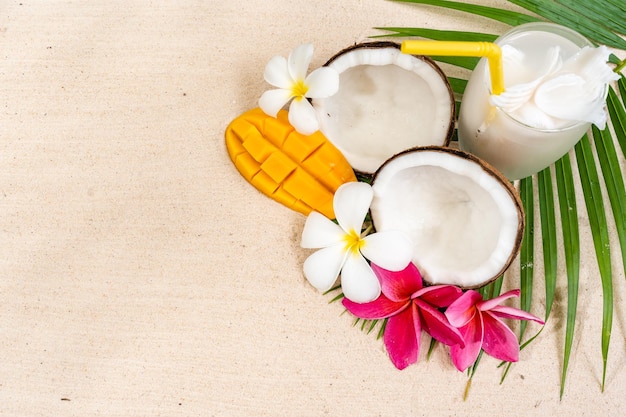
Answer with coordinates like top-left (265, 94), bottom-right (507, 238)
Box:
top-left (457, 23), bottom-right (598, 181)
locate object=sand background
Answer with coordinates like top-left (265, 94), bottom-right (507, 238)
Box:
top-left (0, 1), bottom-right (624, 416)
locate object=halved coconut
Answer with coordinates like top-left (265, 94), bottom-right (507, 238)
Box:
top-left (370, 146), bottom-right (524, 288)
top-left (312, 41), bottom-right (455, 175)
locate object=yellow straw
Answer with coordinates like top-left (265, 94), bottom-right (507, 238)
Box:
top-left (401, 40), bottom-right (505, 95)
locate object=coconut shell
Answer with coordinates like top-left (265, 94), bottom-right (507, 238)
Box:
top-left (317, 41), bottom-right (456, 178)
top-left (370, 145), bottom-right (524, 289)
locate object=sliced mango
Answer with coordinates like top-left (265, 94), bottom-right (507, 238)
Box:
top-left (225, 108), bottom-right (356, 219)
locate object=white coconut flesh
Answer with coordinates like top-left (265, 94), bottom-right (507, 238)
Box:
top-left (313, 44), bottom-right (454, 174)
top-left (370, 148), bottom-right (523, 288)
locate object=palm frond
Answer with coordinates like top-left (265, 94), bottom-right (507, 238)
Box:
top-left (607, 84), bottom-right (626, 155)
top-left (574, 135), bottom-right (613, 392)
top-left (537, 167), bottom-right (557, 320)
top-left (555, 0), bottom-right (626, 35)
top-left (447, 77), bottom-right (468, 95)
top-left (373, 27), bottom-right (497, 42)
top-left (518, 177), bottom-right (534, 340)
top-left (602, 92), bottom-right (626, 277)
top-left (554, 154), bottom-right (580, 400)
top-left (427, 56), bottom-right (479, 70)
top-left (378, 0), bottom-right (626, 397)
top-left (388, 0), bottom-right (540, 26)
top-left (508, 0), bottom-right (626, 49)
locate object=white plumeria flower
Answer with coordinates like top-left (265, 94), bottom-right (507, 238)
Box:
top-left (259, 43), bottom-right (339, 135)
top-left (300, 182), bottom-right (414, 304)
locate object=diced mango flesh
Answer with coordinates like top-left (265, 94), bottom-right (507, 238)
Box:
top-left (225, 108), bottom-right (356, 218)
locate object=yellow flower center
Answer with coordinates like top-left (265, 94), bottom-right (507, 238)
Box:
top-left (291, 79), bottom-right (309, 99)
top-left (343, 229), bottom-right (365, 255)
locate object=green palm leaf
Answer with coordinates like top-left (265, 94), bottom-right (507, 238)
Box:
top-left (554, 154), bottom-right (580, 400)
top-left (508, 0), bottom-right (626, 49)
top-left (574, 135), bottom-right (613, 393)
top-left (537, 167), bottom-right (557, 320)
top-left (593, 119), bottom-right (626, 278)
top-left (388, 0), bottom-right (540, 26)
top-left (447, 77), bottom-right (467, 95)
top-left (600, 93), bottom-right (626, 282)
top-left (389, 0), bottom-right (626, 49)
top-left (428, 56), bottom-right (479, 70)
top-left (607, 83), bottom-right (626, 154)
top-left (373, 27), bottom-right (497, 42)
top-left (518, 177), bottom-right (534, 340)
top-left (555, 0), bottom-right (626, 34)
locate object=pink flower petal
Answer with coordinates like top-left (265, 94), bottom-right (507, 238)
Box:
top-left (489, 305), bottom-right (545, 325)
top-left (372, 262), bottom-right (421, 303)
top-left (477, 289), bottom-right (520, 311)
top-left (414, 285), bottom-right (463, 308)
top-left (481, 312), bottom-right (520, 363)
top-left (342, 293), bottom-right (407, 320)
top-left (445, 290), bottom-right (482, 328)
top-left (449, 314), bottom-right (484, 372)
top-left (384, 304), bottom-right (421, 370)
top-left (415, 299), bottom-right (464, 348)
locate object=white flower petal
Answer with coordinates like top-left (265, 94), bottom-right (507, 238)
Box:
top-left (333, 182), bottom-right (373, 234)
top-left (264, 55), bottom-right (293, 89)
top-left (305, 67), bottom-right (340, 99)
top-left (288, 98), bottom-right (319, 135)
top-left (303, 244), bottom-right (347, 292)
top-left (259, 88), bottom-right (294, 117)
top-left (341, 253), bottom-right (381, 303)
top-left (361, 230), bottom-right (413, 271)
top-left (288, 44), bottom-right (313, 82)
top-left (301, 211), bottom-right (346, 249)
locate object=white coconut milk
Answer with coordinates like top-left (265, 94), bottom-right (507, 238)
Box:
top-left (458, 23), bottom-right (596, 180)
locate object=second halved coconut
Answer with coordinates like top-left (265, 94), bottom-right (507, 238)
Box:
top-left (312, 42), bottom-right (455, 175)
top-left (370, 146), bottom-right (524, 289)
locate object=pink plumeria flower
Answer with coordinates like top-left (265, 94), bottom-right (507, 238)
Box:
top-left (259, 43), bottom-right (339, 135)
top-left (301, 182), bottom-right (413, 304)
top-left (445, 289), bottom-right (545, 372)
top-left (343, 262), bottom-right (465, 370)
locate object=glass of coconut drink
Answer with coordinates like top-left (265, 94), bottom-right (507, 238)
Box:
top-left (455, 22), bottom-right (618, 180)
